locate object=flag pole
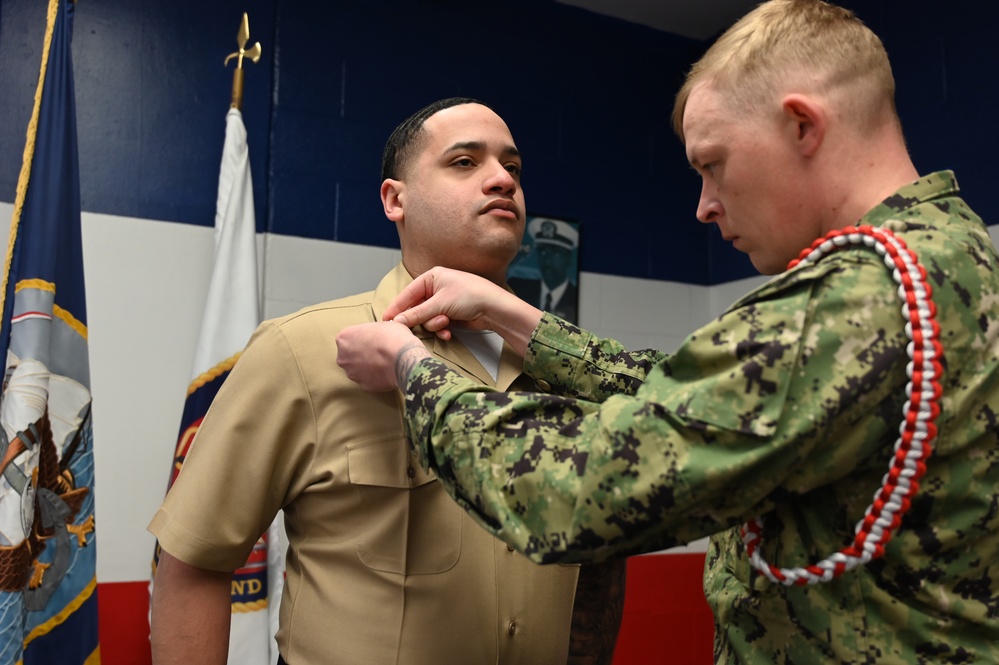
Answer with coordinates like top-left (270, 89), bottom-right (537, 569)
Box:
top-left (224, 13), bottom-right (261, 111)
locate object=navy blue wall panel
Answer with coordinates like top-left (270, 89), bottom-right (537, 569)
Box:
top-left (850, 0), bottom-right (998, 223)
top-left (267, 1), bottom-right (708, 282)
top-left (0, 0), bottom-right (275, 227)
top-left (1, 0), bottom-right (995, 285)
top-left (704, 0), bottom-right (999, 284)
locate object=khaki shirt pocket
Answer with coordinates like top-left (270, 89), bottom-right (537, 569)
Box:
top-left (347, 436), bottom-right (462, 575)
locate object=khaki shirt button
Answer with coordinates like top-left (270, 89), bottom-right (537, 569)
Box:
top-left (508, 621), bottom-right (517, 635)
top-left (535, 379), bottom-right (552, 392)
top-left (406, 466), bottom-right (416, 478)
top-left (507, 544), bottom-right (515, 552)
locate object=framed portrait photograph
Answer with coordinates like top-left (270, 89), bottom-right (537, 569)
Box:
top-left (507, 216), bottom-right (581, 324)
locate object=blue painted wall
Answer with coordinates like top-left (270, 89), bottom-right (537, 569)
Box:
top-left (1, 1), bottom-right (995, 285)
top-left (706, 0), bottom-right (999, 282)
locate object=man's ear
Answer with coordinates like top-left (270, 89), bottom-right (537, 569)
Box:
top-left (381, 179), bottom-right (405, 222)
top-left (781, 94), bottom-right (825, 157)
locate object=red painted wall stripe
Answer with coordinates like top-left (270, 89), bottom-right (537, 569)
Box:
top-left (96, 552), bottom-right (713, 664)
top-left (614, 553), bottom-right (713, 664)
top-left (98, 580), bottom-right (152, 665)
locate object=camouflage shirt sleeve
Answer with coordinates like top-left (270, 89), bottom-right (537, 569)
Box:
top-left (403, 250), bottom-right (909, 564)
top-left (523, 313), bottom-right (669, 402)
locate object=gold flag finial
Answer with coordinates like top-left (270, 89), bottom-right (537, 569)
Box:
top-left (224, 13), bottom-right (262, 110)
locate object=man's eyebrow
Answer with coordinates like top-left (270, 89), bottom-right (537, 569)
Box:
top-left (443, 141), bottom-right (521, 158)
top-left (687, 151), bottom-right (712, 173)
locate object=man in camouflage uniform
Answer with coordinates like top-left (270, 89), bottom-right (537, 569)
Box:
top-left (335, 1), bottom-right (999, 662)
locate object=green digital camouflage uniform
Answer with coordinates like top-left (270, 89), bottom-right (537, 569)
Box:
top-left (400, 172), bottom-right (999, 664)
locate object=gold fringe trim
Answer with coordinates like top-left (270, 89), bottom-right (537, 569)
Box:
top-left (15, 278), bottom-right (55, 294)
top-left (231, 598), bottom-right (269, 614)
top-left (10, 280), bottom-right (89, 342)
top-left (24, 574), bottom-right (98, 643)
top-left (83, 644), bottom-right (102, 664)
top-left (188, 352), bottom-right (242, 396)
top-left (54, 303), bottom-right (88, 342)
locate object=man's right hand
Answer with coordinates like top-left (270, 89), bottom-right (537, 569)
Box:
top-left (336, 321), bottom-right (429, 392)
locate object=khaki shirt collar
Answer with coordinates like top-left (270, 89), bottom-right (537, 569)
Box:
top-left (371, 262), bottom-right (522, 390)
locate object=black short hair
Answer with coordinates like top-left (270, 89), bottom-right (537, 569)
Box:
top-left (381, 97), bottom-right (492, 181)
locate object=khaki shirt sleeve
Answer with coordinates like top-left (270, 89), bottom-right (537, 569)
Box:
top-left (149, 320), bottom-right (317, 571)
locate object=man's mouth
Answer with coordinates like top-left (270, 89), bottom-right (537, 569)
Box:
top-left (480, 199), bottom-right (519, 220)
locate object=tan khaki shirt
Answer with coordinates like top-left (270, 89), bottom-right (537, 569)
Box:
top-left (149, 262), bottom-right (579, 664)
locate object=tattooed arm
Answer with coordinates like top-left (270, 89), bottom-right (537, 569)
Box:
top-left (568, 559), bottom-right (627, 665)
top-left (395, 342), bottom-right (433, 391)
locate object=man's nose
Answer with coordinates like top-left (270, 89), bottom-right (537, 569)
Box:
top-left (695, 181), bottom-right (721, 224)
top-left (483, 161), bottom-right (516, 194)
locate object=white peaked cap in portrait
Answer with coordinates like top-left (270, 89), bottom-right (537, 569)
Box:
top-left (528, 218), bottom-right (578, 250)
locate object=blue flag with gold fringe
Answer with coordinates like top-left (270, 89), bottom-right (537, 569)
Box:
top-left (0, 0), bottom-right (100, 663)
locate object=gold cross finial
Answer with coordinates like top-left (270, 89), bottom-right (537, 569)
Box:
top-left (224, 13), bottom-right (262, 110)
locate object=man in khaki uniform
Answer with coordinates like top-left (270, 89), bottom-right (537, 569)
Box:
top-left (149, 98), bottom-right (623, 664)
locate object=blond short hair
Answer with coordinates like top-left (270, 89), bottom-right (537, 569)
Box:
top-left (671, 0), bottom-right (898, 140)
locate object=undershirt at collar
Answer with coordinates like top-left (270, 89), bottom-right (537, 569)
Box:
top-left (451, 329), bottom-right (505, 382)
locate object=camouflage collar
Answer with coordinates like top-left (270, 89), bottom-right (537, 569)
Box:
top-left (863, 170), bottom-right (958, 226)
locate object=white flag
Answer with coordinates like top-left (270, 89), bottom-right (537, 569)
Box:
top-left (193, 108), bottom-right (260, 374)
top-left (153, 107), bottom-right (284, 665)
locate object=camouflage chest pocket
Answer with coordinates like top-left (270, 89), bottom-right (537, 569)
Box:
top-left (347, 435), bottom-right (462, 575)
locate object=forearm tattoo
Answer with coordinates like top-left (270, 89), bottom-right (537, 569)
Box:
top-left (394, 343), bottom-right (429, 389)
top-left (568, 559), bottom-right (627, 665)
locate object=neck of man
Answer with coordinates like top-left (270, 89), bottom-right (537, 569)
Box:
top-left (403, 257), bottom-right (510, 289)
top-left (818, 130), bottom-right (920, 233)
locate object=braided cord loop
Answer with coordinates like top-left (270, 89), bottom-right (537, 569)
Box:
top-left (741, 225), bottom-right (943, 585)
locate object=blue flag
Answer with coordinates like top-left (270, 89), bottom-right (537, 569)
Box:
top-left (0, 0), bottom-right (100, 663)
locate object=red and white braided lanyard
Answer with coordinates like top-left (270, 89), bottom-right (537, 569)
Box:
top-left (741, 225), bottom-right (944, 585)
